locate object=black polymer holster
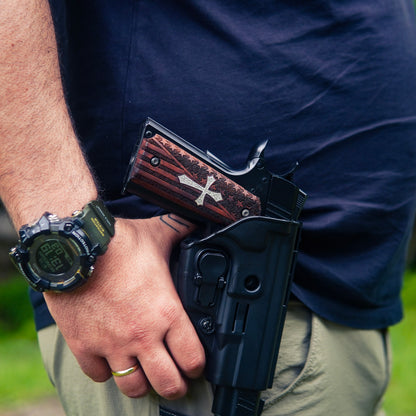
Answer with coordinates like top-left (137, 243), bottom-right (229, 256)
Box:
top-left (172, 216), bottom-right (302, 416)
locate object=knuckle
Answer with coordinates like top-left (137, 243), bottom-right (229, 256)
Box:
top-left (79, 363), bottom-right (111, 383)
top-left (183, 353), bottom-right (205, 377)
top-left (177, 339), bottom-right (206, 377)
top-left (70, 338), bottom-right (89, 356)
top-left (159, 300), bottom-right (180, 323)
top-left (130, 327), bottom-right (156, 350)
top-left (90, 372), bottom-right (111, 383)
top-left (160, 381), bottom-right (187, 400)
top-left (120, 320), bottom-right (155, 348)
top-left (115, 369), bottom-right (150, 398)
top-left (123, 383), bottom-right (150, 398)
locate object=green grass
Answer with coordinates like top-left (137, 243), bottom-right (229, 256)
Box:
top-left (0, 276), bottom-right (56, 411)
top-left (0, 277), bottom-right (37, 339)
top-left (0, 338), bottom-right (56, 410)
top-left (0, 272), bottom-right (416, 414)
top-left (383, 270), bottom-right (416, 416)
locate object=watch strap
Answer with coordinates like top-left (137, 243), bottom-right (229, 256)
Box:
top-left (79, 200), bottom-right (115, 254)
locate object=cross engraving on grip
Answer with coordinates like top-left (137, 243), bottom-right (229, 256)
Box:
top-left (178, 174), bottom-right (223, 206)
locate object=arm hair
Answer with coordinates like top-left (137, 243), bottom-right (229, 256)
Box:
top-left (0, 0), bottom-right (97, 228)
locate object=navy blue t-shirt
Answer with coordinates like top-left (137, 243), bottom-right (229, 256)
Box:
top-left (34, 0), bottom-right (416, 330)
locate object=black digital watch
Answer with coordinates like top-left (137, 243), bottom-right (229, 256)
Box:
top-left (9, 200), bottom-right (115, 292)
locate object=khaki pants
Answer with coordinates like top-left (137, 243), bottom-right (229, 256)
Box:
top-left (38, 301), bottom-right (390, 416)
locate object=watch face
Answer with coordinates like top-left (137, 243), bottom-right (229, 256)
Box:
top-left (28, 233), bottom-right (82, 284)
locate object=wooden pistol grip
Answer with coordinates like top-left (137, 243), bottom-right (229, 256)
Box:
top-left (125, 134), bottom-right (262, 225)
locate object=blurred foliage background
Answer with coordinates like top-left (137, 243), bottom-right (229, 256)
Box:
top-left (0, 205), bottom-right (57, 411)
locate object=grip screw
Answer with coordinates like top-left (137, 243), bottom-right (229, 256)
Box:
top-left (150, 156), bottom-right (160, 167)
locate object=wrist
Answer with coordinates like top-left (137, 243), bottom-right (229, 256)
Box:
top-left (10, 190), bottom-right (99, 232)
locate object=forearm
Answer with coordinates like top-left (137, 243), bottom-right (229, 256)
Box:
top-left (0, 2), bottom-right (205, 400)
top-left (0, 0), bottom-right (97, 229)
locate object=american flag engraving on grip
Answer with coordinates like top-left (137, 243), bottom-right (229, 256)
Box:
top-left (129, 134), bottom-right (262, 224)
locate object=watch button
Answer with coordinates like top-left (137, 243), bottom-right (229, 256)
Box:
top-left (87, 265), bottom-right (95, 277)
top-left (87, 254), bottom-right (96, 264)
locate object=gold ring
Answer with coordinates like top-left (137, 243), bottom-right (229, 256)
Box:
top-left (111, 364), bottom-right (139, 377)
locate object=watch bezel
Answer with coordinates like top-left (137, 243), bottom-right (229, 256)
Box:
top-left (10, 201), bottom-right (115, 293)
top-left (11, 215), bottom-right (96, 292)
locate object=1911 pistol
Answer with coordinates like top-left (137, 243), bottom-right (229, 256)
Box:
top-left (123, 118), bottom-right (306, 224)
top-left (123, 119), bottom-right (306, 416)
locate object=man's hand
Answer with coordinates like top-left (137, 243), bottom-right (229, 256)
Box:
top-left (44, 215), bottom-right (205, 399)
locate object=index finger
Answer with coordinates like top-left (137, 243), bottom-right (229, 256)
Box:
top-left (137, 342), bottom-right (188, 400)
top-left (165, 311), bottom-right (206, 379)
